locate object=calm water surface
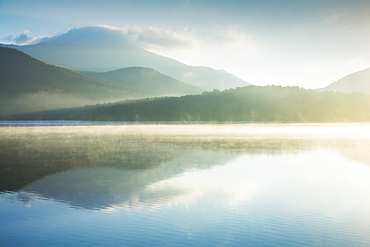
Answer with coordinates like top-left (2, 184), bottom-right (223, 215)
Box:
top-left (1, 123), bottom-right (370, 246)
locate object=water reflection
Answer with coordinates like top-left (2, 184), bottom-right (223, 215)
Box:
top-left (0, 124), bottom-right (369, 210)
top-left (1, 124), bottom-right (370, 246)
top-left (0, 125), bottom-right (321, 191)
top-left (15, 146), bottom-right (370, 213)
top-left (19, 149), bottom-right (236, 210)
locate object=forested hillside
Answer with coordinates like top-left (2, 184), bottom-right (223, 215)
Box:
top-left (89, 86), bottom-right (370, 122)
top-left (9, 86), bottom-right (370, 122)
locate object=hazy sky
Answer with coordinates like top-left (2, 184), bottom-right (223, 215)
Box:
top-left (1, 0), bottom-right (370, 88)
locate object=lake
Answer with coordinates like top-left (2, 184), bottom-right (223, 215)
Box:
top-left (1, 122), bottom-right (370, 246)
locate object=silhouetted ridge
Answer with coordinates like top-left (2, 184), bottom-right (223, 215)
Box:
top-left (78, 67), bottom-right (204, 96)
top-left (0, 47), bottom-right (140, 115)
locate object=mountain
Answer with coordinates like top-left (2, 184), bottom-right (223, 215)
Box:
top-left (9, 86), bottom-right (370, 122)
top-left (77, 67), bottom-right (204, 96)
top-left (0, 47), bottom-right (142, 115)
top-left (1, 26), bottom-right (249, 90)
top-left (318, 67), bottom-right (370, 95)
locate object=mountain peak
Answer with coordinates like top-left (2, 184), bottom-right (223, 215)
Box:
top-left (1, 26), bottom-right (250, 90)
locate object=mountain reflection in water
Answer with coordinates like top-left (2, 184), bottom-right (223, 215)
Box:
top-left (1, 123), bottom-right (370, 246)
top-left (19, 149), bottom-right (236, 210)
top-left (1, 123), bottom-right (370, 210)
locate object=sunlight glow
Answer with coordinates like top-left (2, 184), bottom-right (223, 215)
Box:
top-left (140, 148), bottom-right (370, 211)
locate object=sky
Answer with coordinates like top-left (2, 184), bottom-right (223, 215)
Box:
top-left (1, 0), bottom-right (370, 89)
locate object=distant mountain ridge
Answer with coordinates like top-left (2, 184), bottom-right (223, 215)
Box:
top-left (0, 47), bottom-right (141, 115)
top-left (77, 67), bottom-right (204, 96)
top-left (318, 67), bottom-right (370, 95)
top-left (0, 26), bottom-right (250, 90)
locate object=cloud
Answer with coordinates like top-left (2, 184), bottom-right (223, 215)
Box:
top-left (38, 26), bottom-right (131, 46)
top-left (125, 26), bottom-right (199, 50)
top-left (147, 25), bottom-right (261, 71)
top-left (208, 26), bottom-right (259, 54)
top-left (2, 30), bottom-right (42, 45)
top-left (13, 31), bottom-right (29, 44)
